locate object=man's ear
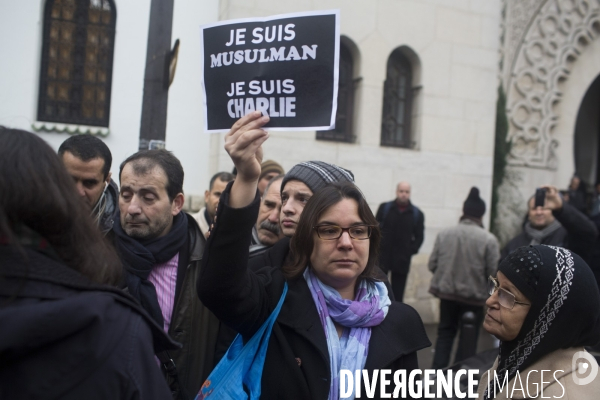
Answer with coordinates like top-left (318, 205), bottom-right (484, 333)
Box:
top-left (106, 171), bottom-right (112, 185)
top-left (204, 189), bottom-right (210, 204)
top-left (172, 193), bottom-right (185, 215)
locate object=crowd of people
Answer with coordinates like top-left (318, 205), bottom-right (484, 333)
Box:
top-left (1, 114), bottom-right (600, 399)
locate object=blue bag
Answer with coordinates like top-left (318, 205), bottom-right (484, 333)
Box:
top-left (196, 283), bottom-right (288, 400)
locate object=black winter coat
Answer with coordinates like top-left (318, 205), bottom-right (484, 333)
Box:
top-left (215, 237), bottom-right (397, 363)
top-left (376, 201), bottom-right (424, 274)
top-left (0, 245), bottom-right (177, 400)
top-left (198, 186), bottom-right (430, 399)
top-left (501, 202), bottom-right (598, 261)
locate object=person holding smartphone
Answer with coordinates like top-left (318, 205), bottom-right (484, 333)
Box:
top-left (500, 185), bottom-right (597, 262)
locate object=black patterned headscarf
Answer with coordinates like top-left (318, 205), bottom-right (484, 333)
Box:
top-left (484, 245), bottom-right (600, 399)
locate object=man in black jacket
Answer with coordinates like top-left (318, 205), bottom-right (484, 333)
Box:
top-left (112, 150), bottom-right (219, 399)
top-left (59, 134), bottom-right (118, 235)
top-left (501, 185), bottom-right (598, 261)
top-left (376, 181), bottom-right (425, 302)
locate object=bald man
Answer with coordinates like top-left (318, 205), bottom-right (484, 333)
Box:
top-left (376, 182), bottom-right (425, 301)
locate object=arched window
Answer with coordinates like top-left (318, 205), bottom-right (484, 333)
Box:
top-left (37, 0), bottom-right (116, 127)
top-left (317, 40), bottom-right (356, 142)
top-left (381, 49), bottom-right (414, 148)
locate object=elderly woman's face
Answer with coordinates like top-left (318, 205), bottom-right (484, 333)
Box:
top-left (309, 198), bottom-right (369, 298)
top-left (484, 271), bottom-right (531, 341)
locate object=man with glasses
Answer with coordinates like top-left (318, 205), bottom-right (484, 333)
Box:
top-left (428, 187), bottom-right (500, 369)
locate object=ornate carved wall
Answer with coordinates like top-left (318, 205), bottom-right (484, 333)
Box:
top-left (505, 0), bottom-right (600, 169)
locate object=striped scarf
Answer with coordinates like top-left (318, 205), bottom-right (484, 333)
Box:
top-left (304, 268), bottom-right (391, 400)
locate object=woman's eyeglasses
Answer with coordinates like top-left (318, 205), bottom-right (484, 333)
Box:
top-left (313, 224), bottom-right (374, 240)
top-left (488, 276), bottom-right (531, 310)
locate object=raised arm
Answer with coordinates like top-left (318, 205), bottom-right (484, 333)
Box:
top-left (198, 112), bottom-right (284, 338)
top-left (541, 185), bottom-right (598, 257)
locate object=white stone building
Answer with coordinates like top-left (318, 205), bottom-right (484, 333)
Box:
top-left (495, 0), bottom-right (600, 246)
top-left (0, 0), bottom-right (219, 200)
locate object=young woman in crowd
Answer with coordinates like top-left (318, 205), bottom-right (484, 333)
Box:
top-left (479, 244), bottom-right (600, 399)
top-left (197, 112), bottom-right (430, 399)
top-left (0, 128), bottom-right (175, 399)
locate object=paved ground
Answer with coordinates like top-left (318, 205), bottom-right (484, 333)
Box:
top-left (417, 323), bottom-right (498, 369)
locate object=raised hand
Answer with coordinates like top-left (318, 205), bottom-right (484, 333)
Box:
top-left (224, 111), bottom-right (270, 208)
top-left (540, 185), bottom-right (563, 211)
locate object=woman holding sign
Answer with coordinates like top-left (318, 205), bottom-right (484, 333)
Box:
top-left (197, 112), bottom-right (430, 399)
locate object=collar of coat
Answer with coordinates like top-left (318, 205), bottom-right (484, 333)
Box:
top-left (185, 211), bottom-right (206, 265)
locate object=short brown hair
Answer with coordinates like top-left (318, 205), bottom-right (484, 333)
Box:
top-left (285, 182), bottom-right (381, 281)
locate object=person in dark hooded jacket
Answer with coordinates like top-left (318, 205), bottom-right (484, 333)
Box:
top-left (0, 127), bottom-right (176, 400)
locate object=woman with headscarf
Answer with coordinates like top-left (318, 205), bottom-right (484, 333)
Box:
top-left (197, 112), bottom-right (430, 399)
top-left (478, 244), bottom-right (600, 399)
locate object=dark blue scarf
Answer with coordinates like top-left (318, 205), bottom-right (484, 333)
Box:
top-left (112, 211), bottom-right (188, 328)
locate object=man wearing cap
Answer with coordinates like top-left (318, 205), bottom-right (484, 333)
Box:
top-left (376, 181), bottom-right (425, 302)
top-left (257, 160), bottom-right (285, 196)
top-left (427, 187), bottom-right (500, 369)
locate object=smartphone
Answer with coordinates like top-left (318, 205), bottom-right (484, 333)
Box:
top-left (534, 188), bottom-right (546, 208)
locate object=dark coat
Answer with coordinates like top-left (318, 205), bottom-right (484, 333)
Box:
top-left (375, 200), bottom-right (425, 274)
top-left (0, 245), bottom-right (177, 400)
top-left (501, 202), bottom-right (598, 261)
top-left (585, 214), bottom-right (600, 290)
top-left (215, 237), bottom-right (397, 363)
top-left (198, 187), bottom-right (431, 399)
top-left (166, 215), bottom-right (220, 398)
top-left (99, 179), bottom-right (119, 236)
top-left (115, 214), bottom-right (220, 399)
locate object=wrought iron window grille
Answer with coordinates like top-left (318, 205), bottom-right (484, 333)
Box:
top-left (37, 0), bottom-right (116, 128)
top-left (380, 50), bottom-right (414, 148)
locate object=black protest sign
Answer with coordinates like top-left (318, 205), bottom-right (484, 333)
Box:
top-left (200, 10), bottom-right (340, 132)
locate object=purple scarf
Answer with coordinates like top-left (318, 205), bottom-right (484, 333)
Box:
top-left (304, 268), bottom-right (391, 400)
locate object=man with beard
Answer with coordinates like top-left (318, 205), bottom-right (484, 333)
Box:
top-left (112, 150), bottom-right (219, 400)
top-left (58, 135), bottom-right (118, 235)
top-left (249, 174), bottom-right (284, 257)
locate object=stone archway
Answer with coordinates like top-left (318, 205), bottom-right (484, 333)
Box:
top-left (561, 36), bottom-right (600, 187)
top-left (495, 0), bottom-right (600, 244)
top-left (506, 0), bottom-right (600, 170)
top-left (573, 73), bottom-right (600, 186)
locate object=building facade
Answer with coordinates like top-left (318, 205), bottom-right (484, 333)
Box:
top-left (495, 0), bottom-right (600, 245)
top-left (0, 0), bottom-right (219, 198)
